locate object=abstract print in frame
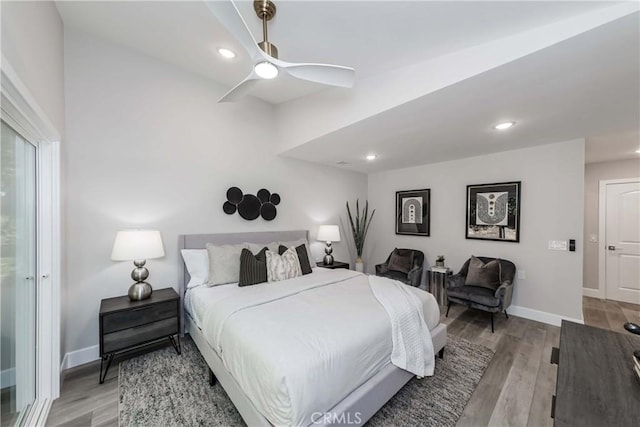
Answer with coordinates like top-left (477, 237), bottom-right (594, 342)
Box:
top-left (396, 189), bottom-right (430, 236)
top-left (466, 181), bottom-right (521, 242)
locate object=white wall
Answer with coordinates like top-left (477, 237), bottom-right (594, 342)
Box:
top-left (1, 0), bottom-right (65, 375)
top-left (583, 158), bottom-right (640, 290)
top-left (367, 140), bottom-right (585, 322)
top-left (1, 0), bottom-right (65, 135)
top-left (63, 29), bottom-right (367, 358)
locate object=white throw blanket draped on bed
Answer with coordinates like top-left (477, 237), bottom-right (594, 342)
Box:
top-left (369, 275), bottom-right (435, 377)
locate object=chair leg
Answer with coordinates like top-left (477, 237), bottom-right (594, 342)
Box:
top-left (491, 312), bottom-right (494, 333)
top-left (445, 301), bottom-right (452, 317)
top-left (504, 309), bottom-right (509, 319)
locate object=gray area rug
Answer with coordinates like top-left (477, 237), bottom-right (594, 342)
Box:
top-left (119, 335), bottom-right (493, 426)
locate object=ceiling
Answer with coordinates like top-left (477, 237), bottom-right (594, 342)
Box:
top-left (283, 12), bottom-right (640, 172)
top-left (56, 1), bottom-right (639, 172)
top-left (56, 0), bottom-right (619, 104)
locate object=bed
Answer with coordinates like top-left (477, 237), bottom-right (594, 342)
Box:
top-left (179, 230), bottom-right (447, 426)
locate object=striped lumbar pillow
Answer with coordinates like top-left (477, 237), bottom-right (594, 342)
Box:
top-left (239, 247), bottom-right (268, 286)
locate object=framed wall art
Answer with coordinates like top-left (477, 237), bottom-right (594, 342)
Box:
top-left (466, 181), bottom-right (521, 242)
top-left (396, 189), bottom-right (430, 236)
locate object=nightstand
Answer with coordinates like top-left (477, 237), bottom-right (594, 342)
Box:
top-left (316, 261), bottom-right (350, 270)
top-left (99, 287), bottom-right (180, 383)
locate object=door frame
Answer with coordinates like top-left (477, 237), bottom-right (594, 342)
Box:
top-left (1, 56), bottom-right (61, 425)
top-left (598, 177), bottom-right (640, 301)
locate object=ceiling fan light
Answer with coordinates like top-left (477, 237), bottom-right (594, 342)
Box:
top-left (254, 62), bottom-right (278, 79)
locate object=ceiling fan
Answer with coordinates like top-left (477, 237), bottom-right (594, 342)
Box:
top-left (206, 0), bottom-right (355, 102)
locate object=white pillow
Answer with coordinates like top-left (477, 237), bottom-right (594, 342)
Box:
top-left (180, 249), bottom-right (209, 289)
top-left (206, 243), bottom-right (248, 286)
top-left (279, 239), bottom-right (315, 265)
top-left (266, 248), bottom-right (302, 282)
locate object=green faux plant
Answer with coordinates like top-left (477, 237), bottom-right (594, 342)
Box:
top-left (436, 255), bottom-right (445, 263)
top-left (346, 199), bottom-right (375, 258)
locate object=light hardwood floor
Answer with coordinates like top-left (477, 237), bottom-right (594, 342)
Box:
top-left (45, 297), bottom-right (640, 427)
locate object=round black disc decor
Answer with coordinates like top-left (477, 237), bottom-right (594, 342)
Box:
top-left (260, 202), bottom-right (277, 221)
top-left (238, 194), bottom-right (261, 220)
top-left (270, 193), bottom-right (281, 206)
top-left (226, 187), bottom-right (243, 204)
top-left (257, 188), bottom-right (271, 203)
top-left (223, 201), bottom-right (237, 215)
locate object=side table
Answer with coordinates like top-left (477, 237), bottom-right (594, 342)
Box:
top-left (99, 287), bottom-right (180, 383)
top-left (316, 261), bottom-right (350, 270)
top-left (429, 266), bottom-right (451, 306)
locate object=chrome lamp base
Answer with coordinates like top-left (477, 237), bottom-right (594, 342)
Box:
top-left (128, 259), bottom-right (153, 301)
top-left (323, 242), bottom-right (334, 265)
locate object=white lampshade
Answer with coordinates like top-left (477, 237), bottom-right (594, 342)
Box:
top-left (111, 230), bottom-right (165, 261)
top-left (317, 225), bottom-right (341, 242)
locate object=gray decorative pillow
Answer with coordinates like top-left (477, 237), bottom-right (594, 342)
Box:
top-left (206, 243), bottom-right (248, 286)
top-left (266, 248), bottom-right (302, 282)
top-left (465, 256), bottom-right (501, 291)
top-left (387, 248), bottom-right (414, 274)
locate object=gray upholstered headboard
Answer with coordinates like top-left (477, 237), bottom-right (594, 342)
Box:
top-left (177, 230), bottom-right (309, 333)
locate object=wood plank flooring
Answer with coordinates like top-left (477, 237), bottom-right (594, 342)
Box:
top-left (46, 298), bottom-right (640, 427)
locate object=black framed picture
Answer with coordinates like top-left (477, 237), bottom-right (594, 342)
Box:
top-left (466, 181), bottom-right (521, 242)
top-left (396, 189), bottom-right (430, 236)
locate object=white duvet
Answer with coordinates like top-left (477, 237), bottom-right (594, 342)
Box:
top-left (188, 269), bottom-right (440, 426)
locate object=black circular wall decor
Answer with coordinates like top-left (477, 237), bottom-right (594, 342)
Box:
top-left (223, 201), bottom-right (237, 214)
top-left (257, 188), bottom-right (271, 203)
top-left (224, 187), bottom-right (279, 221)
top-left (226, 187), bottom-right (243, 204)
top-left (260, 202), bottom-right (277, 221)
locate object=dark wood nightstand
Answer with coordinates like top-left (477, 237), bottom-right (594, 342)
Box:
top-left (99, 287), bottom-right (180, 383)
top-left (316, 261), bottom-right (350, 270)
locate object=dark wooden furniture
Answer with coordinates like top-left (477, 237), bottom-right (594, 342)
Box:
top-left (316, 261), bottom-right (349, 270)
top-left (552, 320), bottom-right (640, 426)
top-left (99, 287), bottom-right (180, 383)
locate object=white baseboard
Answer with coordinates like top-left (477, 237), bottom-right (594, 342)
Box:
top-left (60, 345), bottom-right (99, 370)
top-left (509, 305), bottom-right (584, 327)
top-left (583, 287), bottom-right (604, 299)
top-left (1, 367), bottom-right (15, 388)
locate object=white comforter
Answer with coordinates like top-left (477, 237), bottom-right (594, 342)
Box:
top-left (194, 269), bottom-right (440, 426)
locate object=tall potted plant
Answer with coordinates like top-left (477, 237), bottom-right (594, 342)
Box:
top-left (346, 199), bottom-right (375, 272)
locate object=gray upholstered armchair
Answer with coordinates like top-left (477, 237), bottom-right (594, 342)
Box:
top-left (445, 256), bottom-right (516, 332)
top-left (375, 249), bottom-right (426, 288)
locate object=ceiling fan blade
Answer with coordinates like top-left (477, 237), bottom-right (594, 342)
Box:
top-left (275, 60), bottom-right (355, 88)
top-left (204, 0), bottom-right (263, 60)
top-left (218, 73), bottom-right (261, 102)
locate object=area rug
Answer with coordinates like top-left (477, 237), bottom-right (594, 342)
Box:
top-left (119, 335), bottom-right (493, 427)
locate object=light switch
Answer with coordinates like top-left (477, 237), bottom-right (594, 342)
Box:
top-left (548, 240), bottom-right (568, 251)
top-left (589, 234), bottom-right (598, 243)
top-left (517, 270), bottom-right (526, 280)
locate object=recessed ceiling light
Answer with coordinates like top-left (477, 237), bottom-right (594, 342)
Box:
top-left (254, 62), bottom-right (278, 79)
top-left (636, 149), bottom-right (640, 154)
top-left (217, 48), bottom-right (236, 59)
top-left (366, 154), bottom-right (377, 161)
top-left (494, 121), bottom-right (516, 130)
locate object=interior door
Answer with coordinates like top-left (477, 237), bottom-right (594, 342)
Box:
top-left (605, 180), bottom-right (640, 304)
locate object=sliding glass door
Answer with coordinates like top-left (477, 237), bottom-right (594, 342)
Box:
top-left (1, 120), bottom-right (37, 426)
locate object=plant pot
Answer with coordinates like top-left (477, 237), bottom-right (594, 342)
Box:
top-left (355, 257), bottom-right (364, 273)
top-left (436, 261), bottom-right (445, 267)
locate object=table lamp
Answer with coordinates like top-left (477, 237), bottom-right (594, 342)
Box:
top-left (317, 225), bottom-right (340, 265)
top-left (111, 230), bottom-right (165, 301)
